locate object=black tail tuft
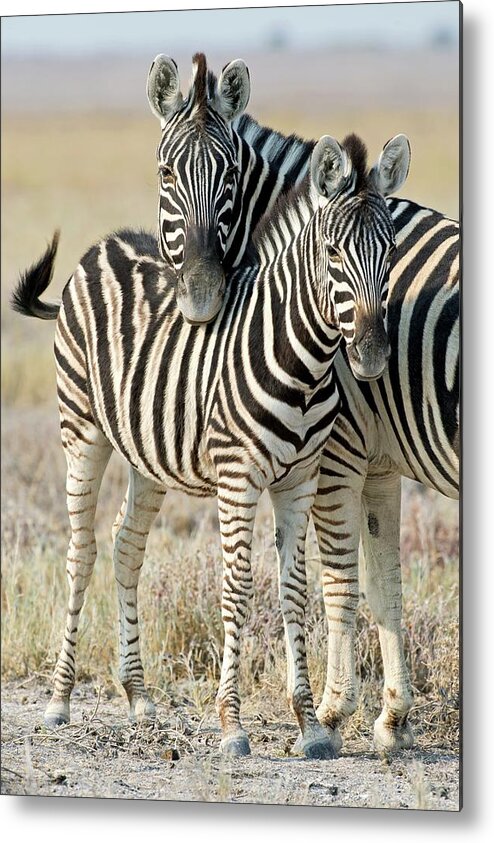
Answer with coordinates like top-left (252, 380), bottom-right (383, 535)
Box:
top-left (11, 230), bottom-right (61, 320)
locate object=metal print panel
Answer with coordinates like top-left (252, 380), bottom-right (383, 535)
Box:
top-left (1, 0), bottom-right (461, 811)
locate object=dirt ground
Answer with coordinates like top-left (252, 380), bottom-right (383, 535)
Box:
top-left (1, 679), bottom-right (459, 810)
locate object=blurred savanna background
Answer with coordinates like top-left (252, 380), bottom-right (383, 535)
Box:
top-left (1, 0), bottom-right (460, 770)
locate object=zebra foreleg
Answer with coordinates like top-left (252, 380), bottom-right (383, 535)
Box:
top-left (45, 424), bottom-right (112, 728)
top-left (112, 467), bottom-right (165, 723)
top-left (361, 471), bottom-right (414, 752)
top-left (271, 480), bottom-right (336, 761)
top-left (215, 488), bottom-right (258, 757)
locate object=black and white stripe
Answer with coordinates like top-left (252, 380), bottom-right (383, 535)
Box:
top-left (12, 132), bottom-right (407, 759)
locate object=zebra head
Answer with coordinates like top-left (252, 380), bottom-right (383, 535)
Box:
top-left (147, 53), bottom-right (250, 324)
top-left (311, 133), bottom-right (411, 380)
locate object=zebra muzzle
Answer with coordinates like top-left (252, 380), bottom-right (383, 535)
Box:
top-left (178, 225), bottom-right (226, 324)
top-left (347, 316), bottom-right (390, 381)
top-left (177, 266), bottom-right (226, 325)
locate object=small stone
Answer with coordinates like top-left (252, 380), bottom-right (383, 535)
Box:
top-left (51, 770), bottom-right (67, 784)
top-left (329, 785), bottom-right (338, 796)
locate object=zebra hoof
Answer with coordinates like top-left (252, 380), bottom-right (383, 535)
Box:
top-left (303, 738), bottom-right (338, 761)
top-left (220, 734), bottom-right (251, 758)
top-left (44, 713), bottom-right (69, 729)
top-left (129, 697), bottom-right (156, 724)
top-left (292, 728), bottom-right (342, 757)
top-left (374, 713), bottom-right (414, 753)
top-left (44, 700), bottom-right (70, 729)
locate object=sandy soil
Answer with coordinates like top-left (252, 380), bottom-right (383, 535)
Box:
top-left (1, 679), bottom-right (460, 810)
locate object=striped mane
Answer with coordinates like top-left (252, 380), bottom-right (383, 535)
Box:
top-left (252, 133), bottom-right (373, 255)
top-left (186, 52), bottom-right (218, 126)
top-left (252, 175), bottom-right (313, 253)
top-left (233, 112), bottom-right (314, 165)
top-left (341, 133), bottom-right (369, 192)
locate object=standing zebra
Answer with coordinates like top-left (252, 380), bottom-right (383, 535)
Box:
top-left (311, 199), bottom-right (459, 756)
top-left (11, 130), bottom-right (410, 759)
top-left (153, 80), bottom-right (459, 755)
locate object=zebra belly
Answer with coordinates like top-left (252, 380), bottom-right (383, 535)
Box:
top-left (334, 354), bottom-right (459, 499)
top-left (86, 375), bottom-right (338, 499)
top-left (370, 386), bottom-right (459, 498)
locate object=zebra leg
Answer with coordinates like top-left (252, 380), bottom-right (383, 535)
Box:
top-left (310, 437), bottom-right (367, 752)
top-left (271, 480), bottom-right (336, 761)
top-left (215, 488), bottom-right (258, 758)
top-left (45, 425), bottom-right (112, 728)
top-left (112, 467), bottom-right (166, 723)
top-left (361, 471), bottom-right (414, 752)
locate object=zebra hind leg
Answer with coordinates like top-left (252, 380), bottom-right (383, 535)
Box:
top-left (361, 472), bottom-right (414, 753)
top-left (112, 467), bottom-right (166, 723)
top-left (45, 424), bottom-right (112, 728)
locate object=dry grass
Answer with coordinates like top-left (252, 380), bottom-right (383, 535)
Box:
top-left (1, 403), bottom-right (459, 752)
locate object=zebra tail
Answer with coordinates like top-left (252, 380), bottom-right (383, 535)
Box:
top-left (11, 230), bottom-right (61, 320)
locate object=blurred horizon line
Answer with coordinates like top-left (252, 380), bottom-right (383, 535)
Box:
top-left (2, 40), bottom-right (459, 62)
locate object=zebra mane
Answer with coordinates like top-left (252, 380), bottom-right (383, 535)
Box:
top-left (251, 133), bottom-right (372, 254)
top-left (341, 133), bottom-right (369, 192)
top-left (252, 175), bottom-right (313, 252)
top-left (233, 112), bottom-right (314, 171)
top-left (187, 52), bottom-right (218, 127)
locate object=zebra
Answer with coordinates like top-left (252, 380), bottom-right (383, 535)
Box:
top-left (11, 130), bottom-right (410, 759)
top-left (311, 199), bottom-right (459, 756)
top-left (152, 80), bottom-right (460, 756)
top-left (146, 52), bottom-right (313, 324)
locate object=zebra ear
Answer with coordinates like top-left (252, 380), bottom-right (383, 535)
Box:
top-left (370, 134), bottom-right (411, 197)
top-left (147, 54), bottom-right (183, 125)
top-left (215, 59), bottom-right (250, 121)
top-left (310, 136), bottom-right (351, 201)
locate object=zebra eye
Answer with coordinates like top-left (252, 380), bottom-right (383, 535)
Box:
top-left (158, 164), bottom-right (175, 183)
top-left (327, 246), bottom-right (342, 264)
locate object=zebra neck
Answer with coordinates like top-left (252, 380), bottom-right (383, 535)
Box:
top-left (251, 212), bottom-right (340, 397)
top-left (225, 120), bottom-right (312, 270)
